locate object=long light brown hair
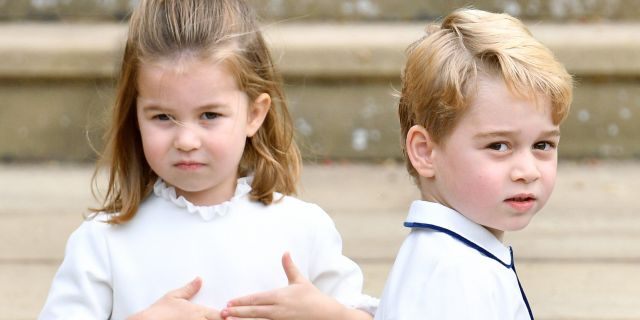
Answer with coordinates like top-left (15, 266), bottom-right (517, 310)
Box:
top-left (399, 8), bottom-right (573, 178)
top-left (91, 0), bottom-right (300, 224)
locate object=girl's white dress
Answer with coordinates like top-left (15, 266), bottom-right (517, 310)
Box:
top-left (39, 178), bottom-right (377, 319)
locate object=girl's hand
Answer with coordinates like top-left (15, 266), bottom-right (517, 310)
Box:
top-left (128, 277), bottom-right (222, 320)
top-left (221, 253), bottom-right (371, 320)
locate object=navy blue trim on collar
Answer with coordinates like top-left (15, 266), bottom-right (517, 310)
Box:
top-left (404, 222), bottom-right (512, 268)
top-left (404, 221), bottom-right (534, 319)
top-left (511, 253), bottom-right (534, 320)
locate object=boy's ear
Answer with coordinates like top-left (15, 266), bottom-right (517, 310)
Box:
top-left (406, 125), bottom-right (436, 178)
top-left (246, 93), bottom-right (271, 137)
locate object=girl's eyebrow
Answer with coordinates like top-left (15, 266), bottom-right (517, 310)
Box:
top-left (138, 104), bottom-right (167, 113)
top-left (136, 97), bottom-right (165, 110)
top-left (194, 103), bottom-right (227, 112)
top-left (137, 99), bottom-right (228, 112)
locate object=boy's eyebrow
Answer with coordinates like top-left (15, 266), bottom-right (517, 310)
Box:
top-left (474, 129), bottom-right (561, 139)
top-left (540, 129), bottom-right (561, 138)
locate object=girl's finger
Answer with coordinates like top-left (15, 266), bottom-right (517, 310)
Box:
top-left (222, 305), bottom-right (274, 319)
top-left (227, 290), bottom-right (277, 307)
top-left (281, 252), bottom-right (304, 285)
top-left (169, 277), bottom-right (202, 300)
top-left (204, 308), bottom-right (224, 320)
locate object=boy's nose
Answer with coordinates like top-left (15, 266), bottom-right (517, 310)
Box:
top-left (173, 124), bottom-right (201, 151)
top-left (510, 152), bottom-right (541, 183)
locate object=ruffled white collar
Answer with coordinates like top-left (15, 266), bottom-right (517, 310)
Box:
top-left (153, 177), bottom-right (253, 221)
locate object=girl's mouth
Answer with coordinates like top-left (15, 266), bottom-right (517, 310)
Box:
top-left (175, 161), bottom-right (205, 170)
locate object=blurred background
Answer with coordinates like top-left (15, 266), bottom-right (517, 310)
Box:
top-left (0, 0), bottom-right (639, 319)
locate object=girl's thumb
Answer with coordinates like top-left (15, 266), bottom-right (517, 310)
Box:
top-left (281, 252), bottom-right (304, 285)
top-left (171, 277), bottom-right (203, 300)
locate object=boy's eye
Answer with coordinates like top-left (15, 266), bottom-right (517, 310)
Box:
top-left (201, 112), bottom-right (219, 120)
top-left (487, 142), bottom-right (509, 152)
top-left (534, 141), bottom-right (556, 151)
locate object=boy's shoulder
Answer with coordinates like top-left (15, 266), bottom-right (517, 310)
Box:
top-left (404, 228), bottom-right (500, 268)
top-left (380, 228), bottom-right (527, 319)
top-left (386, 229), bottom-right (516, 304)
top-left (403, 227), bottom-right (513, 278)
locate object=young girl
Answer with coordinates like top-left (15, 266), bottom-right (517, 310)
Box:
top-left (38, 0), bottom-right (377, 319)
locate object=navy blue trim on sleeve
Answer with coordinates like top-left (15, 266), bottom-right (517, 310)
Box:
top-left (404, 222), bottom-right (534, 320)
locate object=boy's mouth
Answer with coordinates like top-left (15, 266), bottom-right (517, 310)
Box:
top-left (504, 194), bottom-right (537, 212)
top-left (506, 194), bottom-right (536, 201)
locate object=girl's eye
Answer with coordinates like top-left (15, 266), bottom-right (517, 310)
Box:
top-left (534, 141), bottom-right (556, 151)
top-left (153, 114), bottom-right (172, 121)
top-left (487, 142), bottom-right (509, 152)
top-left (201, 112), bottom-right (219, 120)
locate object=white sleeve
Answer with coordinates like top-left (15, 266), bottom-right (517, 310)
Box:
top-left (38, 221), bottom-right (113, 320)
top-left (307, 205), bottom-right (379, 315)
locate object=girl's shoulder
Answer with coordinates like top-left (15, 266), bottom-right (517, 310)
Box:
top-left (270, 193), bottom-right (322, 209)
top-left (262, 193), bottom-right (328, 217)
top-left (58, 214), bottom-right (119, 264)
top-left (69, 212), bottom-right (127, 241)
top-left (77, 213), bottom-right (116, 231)
top-left (244, 193), bottom-right (334, 228)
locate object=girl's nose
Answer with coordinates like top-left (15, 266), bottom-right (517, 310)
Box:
top-left (510, 152), bottom-right (541, 183)
top-left (173, 124), bottom-right (201, 151)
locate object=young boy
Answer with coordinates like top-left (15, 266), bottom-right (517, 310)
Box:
top-left (375, 8), bottom-right (572, 320)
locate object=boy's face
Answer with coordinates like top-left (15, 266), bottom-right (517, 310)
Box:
top-left (427, 76), bottom-right (560, 239)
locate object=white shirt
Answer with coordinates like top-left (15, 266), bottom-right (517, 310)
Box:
top-left (375, 201), bottom-right (532, 320)
top-left (40, 178), bottom-right (377, 319)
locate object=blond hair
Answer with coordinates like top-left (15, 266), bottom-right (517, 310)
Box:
top-left (399, 8), bottom-right (573, 178)
top-left (91, 0), bottom-right (301, 224)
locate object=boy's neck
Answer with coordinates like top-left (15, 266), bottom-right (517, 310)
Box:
top-left (418, 189), bottom-right (506, 242)
top-left (485, 226), bottom-right (504, 241)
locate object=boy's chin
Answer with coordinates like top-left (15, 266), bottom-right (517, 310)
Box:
top-left (503, 216), bottom-right (536, 232)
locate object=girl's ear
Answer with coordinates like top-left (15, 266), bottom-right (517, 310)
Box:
top-left (406, 125), bottom-right (437, 178)
top-left (246, 93), bottom-right (271, 137)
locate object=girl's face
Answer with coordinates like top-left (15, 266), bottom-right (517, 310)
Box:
top-left (426, 76), bottom-right (559, 240)
top-left (136, 57), bottom-right (269, 205)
